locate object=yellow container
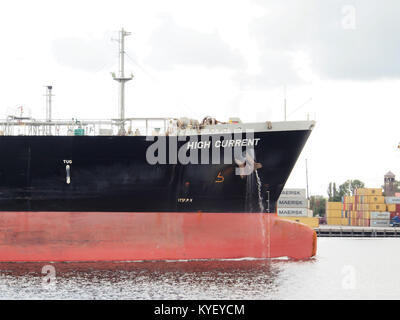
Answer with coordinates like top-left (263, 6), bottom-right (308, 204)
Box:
top-left (326, 217), bottom-right (342, 225)
top-left (368, 188), bottom-right (383, 196)
top-left (343, 203), bottom-right (354, 210)
top-left (357, 195), bottom-right (368, 204)
top-left (355, 203), bottom-right (369, 211)
top-left (369, 204), bottom-right (387, 212)
top-left (387, 204), bottom-right (396, 212)
top-left (356, 188), bottom-right (383, 196)
top-left (326, 202), bottom-right (342, 210)
top-left (326, 209), bottom-right (342, 218)
top-left (367, 196), bottom-right (385, 204)
top-left (355, 188), bottom-right (369, 195)
top-left (341, 218), bottom-right (349, 226)
top-left (280, 217), bottom-right (319, 228)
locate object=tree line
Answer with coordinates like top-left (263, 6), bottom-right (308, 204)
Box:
top-left (309, 179), bottom-right (365, 217)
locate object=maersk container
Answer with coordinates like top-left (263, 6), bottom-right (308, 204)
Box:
top-left (280, 188), bottom-right (306, 198)
top-left (277, 208), bottom-right (308, 217)
top-left (277, 197), bottom-right (307, 208)
top-left (385, 197), bottom-right (400, 204)
top-left (370, 219), bottom-right (390, 228)
top-left (370, 212), bottom-right (390, 220)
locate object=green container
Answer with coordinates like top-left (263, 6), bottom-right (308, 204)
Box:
top-left (74, 128), bottom-right (85, 136)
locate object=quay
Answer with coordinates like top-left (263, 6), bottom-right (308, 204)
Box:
top-left (315, 225), bottom-right (400, 237)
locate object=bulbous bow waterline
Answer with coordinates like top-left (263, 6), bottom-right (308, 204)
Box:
top-left (0, 211), bottom-right (316, 261)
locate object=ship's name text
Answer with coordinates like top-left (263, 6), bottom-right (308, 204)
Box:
top-left (187, 138), bottom-right (260, 150)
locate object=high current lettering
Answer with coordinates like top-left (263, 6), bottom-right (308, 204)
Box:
top-left (187, 138), bottom-right (260, 150)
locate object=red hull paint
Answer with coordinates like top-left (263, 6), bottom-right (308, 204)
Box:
top-left (0, 212), bottom-right (316, 262)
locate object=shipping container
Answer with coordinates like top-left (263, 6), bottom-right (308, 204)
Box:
top-left (326, 209), bottom-right (341, 218)
top-left (369, 188), bottom-right (383, 196)
top-left (355, 189), bottom-right (368, 195)
top-left (384, 197), bottom-right (400, 204)
top-left (355, 203), bottom-right (369, 211)
top-left (355, 195), bottom-right (368, 204)
top-left (370, 219), bottom-right (390, 227)
top-left (327, 217), bottom-right (340, 225)
top-left (280, 217), bottom-right (319, 228)
top-left (343, 203), bottom-right (353, 210)
top-left (368, 203), bottom-right (387, 212)
top-left (326, 202), bottom-right (342, 210)
top-left (390, 212), bottom-right (399, 219)
top-left (278, 208), bottom-right (308, 217)
top-left (370, 211), bottom-right (391, 220)
top-left (277, 197), bottom-right (308, 208)
top-left (280, 188), bottom-right (306, 198)
top-left (355, 188), bottom-right (382, 196)
top-left (366, 196), bottom-right (385, 204)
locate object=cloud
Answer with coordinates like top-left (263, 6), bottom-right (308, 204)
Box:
top-left (144, 15), bottom-right (245, 69)
top-left (52, 35), bottom-right (116, 72)
top-left (248, 0), bottom-right (400, 84)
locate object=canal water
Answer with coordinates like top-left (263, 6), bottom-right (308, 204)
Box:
top-left (0, 238), bottom-right (398, 299)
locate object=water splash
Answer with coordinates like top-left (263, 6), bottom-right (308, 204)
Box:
top-left (254, 170), bottom-right (265, 213)
top-left (242, 150), bottom-right (269, 257)
top-left (254, 169), bottom-right (269, 258)
top-left (245, 170), bottom-right (254, 213)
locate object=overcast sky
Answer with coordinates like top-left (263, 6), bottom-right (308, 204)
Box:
top-left (1, 0), bottom-right (399, 196)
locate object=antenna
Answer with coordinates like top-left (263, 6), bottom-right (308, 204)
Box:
top-left (112, 28), bottom-right (134, 135)
top-left (45, 86), bottom-right (53, 122)
top-left (44, 85), bottom-right (54, 135)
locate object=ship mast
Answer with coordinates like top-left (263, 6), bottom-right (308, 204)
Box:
top-left (44, 85), bottom-right (54, 135)
top-left (112, 28), bottom-right (133, 135)
top-left (45, 85), bottom-right (53, 122)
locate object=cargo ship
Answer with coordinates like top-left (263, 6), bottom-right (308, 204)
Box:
top-left (0, 29), bottom-right (317, 261)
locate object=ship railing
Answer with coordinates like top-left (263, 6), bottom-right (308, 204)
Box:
top-left (0, 117), bottom-right (177, 136)
top-left (0, 117), bottom-right (242, 137)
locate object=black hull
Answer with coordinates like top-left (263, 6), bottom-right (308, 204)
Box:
top-left (0, 130), bottom-right (311, 213)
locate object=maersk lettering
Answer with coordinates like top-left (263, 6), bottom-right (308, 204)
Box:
top-left (278, 200), bottom-right (304, 205)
